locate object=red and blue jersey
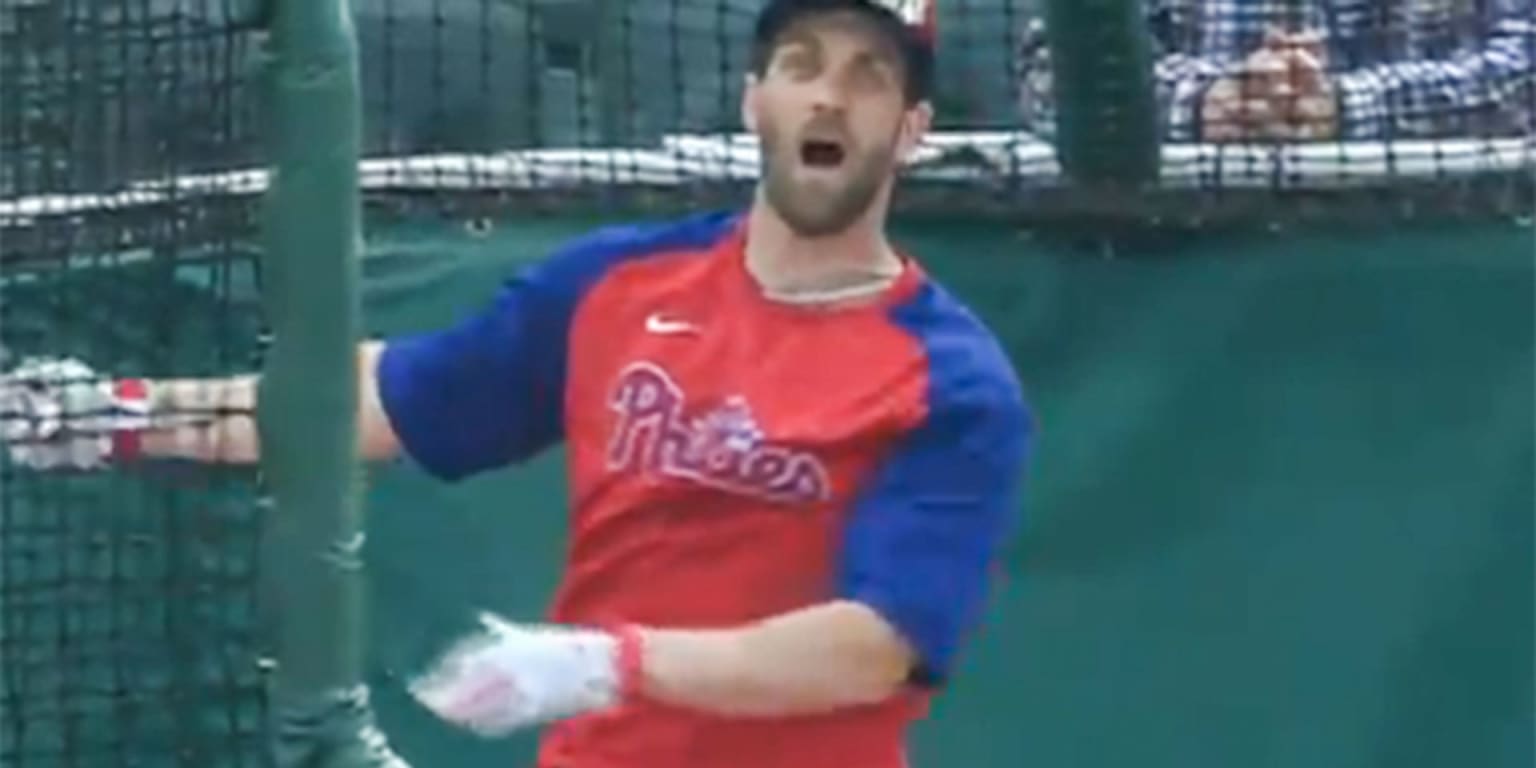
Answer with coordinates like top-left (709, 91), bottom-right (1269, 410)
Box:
top-left (376, 211), bottom-right (1032, 768)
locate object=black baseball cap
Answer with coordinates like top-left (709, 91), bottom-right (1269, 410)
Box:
top-left (750, 0), bottom-right (935, 104)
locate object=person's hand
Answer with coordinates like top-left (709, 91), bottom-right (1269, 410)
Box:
top-left (1201, 73), bottom-right (1260, 142)
top-left (0, 356), bottom-right (151, 470)
top-left (1203, 27), bottom-right (1339, 142)
top-left (409, 613), bottom-right (643, 738)
top-left (1256, 28), bottom-right (1338, 140)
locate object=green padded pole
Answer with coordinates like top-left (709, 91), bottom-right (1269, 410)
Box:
top-left (1041, 0), bottom-right (1161, 187)
top-left (261, 0), bottom-right (362, 701)
top-left (257, 1), bottom-right (400, 765)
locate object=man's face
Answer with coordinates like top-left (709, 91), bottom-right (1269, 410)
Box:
top-left (745, 13), bottom-right (931, 237)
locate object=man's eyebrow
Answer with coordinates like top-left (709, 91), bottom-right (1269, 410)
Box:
top-left (852, 49), bottom-right (899, 76)
top-left (773, 30), bottom-right (821, 57)
top-left (772, 21), bottom-right (905, 79)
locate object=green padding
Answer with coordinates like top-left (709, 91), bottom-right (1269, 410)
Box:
top-left (257, 1), bottom-right (397, 765)
top-left (1041, 0), bottom-right (1160, 185)
top-left (356, 215), bottom-right (1532, 768)
top-left (267, 687), bottom-right (406, 768)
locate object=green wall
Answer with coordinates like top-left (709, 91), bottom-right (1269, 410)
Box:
top-left (355, 215), bottom-right (1533, 768)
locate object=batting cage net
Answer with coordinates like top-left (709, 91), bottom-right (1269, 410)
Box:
top-left (1, 2), bottom-right (269, 767)
top-left (0, 1), bottom-right (1531, 767)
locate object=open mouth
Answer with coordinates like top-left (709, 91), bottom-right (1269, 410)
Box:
top-left (799, 139), bottom-right (846, 169)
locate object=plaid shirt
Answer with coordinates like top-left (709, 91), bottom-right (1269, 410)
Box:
top-left (1016, 0), bottom-right (1536, 141)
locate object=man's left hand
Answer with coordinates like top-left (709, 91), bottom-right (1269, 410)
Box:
top-left (409, 613), bottom-right (637, 737)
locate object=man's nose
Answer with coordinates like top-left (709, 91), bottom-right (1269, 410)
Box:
top-left (806, 73), bottom-right (849, 113)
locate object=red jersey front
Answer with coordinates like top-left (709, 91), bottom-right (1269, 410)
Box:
top-left (377, 211), bottom-right (1031, 768)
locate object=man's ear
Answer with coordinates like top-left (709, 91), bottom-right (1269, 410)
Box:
top-left (896, 100), bottom-right (934, 163)
top-left (741, 73), bottom-right (761, 133)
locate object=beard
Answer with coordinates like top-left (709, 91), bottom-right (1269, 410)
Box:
top-left (758, 119), bottom-right (896, 238)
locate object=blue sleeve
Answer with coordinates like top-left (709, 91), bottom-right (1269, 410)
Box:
top-left (836, 331), bottom-right (1032, 685)
top-left (375, 212), bottom-right (737, 481)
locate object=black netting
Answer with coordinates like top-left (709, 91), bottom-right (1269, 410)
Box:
top-left (4, 2), bottom-right (1527, 228)
top-left (338, 0), bottom-right (1531, 224)
top-left (1, 2), bottom-right (267, 767)
top-left (0, 1), bottom-right (1530, 766)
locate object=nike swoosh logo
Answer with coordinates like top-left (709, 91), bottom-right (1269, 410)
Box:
top-left (645, 314), bottom-right (699, 335)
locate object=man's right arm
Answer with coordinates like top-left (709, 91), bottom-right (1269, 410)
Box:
top-left (137, 341), bottom-right (400, 464)
top-left (122, 221), bottom-right (679, 475)
top-left (3, 215), bottom-right (730, 476)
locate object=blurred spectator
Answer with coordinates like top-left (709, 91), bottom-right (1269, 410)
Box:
top-left (1017, 0), bottom-right (1535, 142)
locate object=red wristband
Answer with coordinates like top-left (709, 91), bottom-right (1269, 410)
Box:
top-left (610, 624), bottom-right (646, 702)
top-left (110, 379), bottom-right (150, 462)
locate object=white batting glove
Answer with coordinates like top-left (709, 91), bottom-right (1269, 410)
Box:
top-left (408, 613), bottom-right (645, 738)
top-left (0, 356), bottom-right (153, 470)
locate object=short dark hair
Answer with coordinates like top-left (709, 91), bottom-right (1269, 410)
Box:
top-left (750, 0), bottom-right (934, 105)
